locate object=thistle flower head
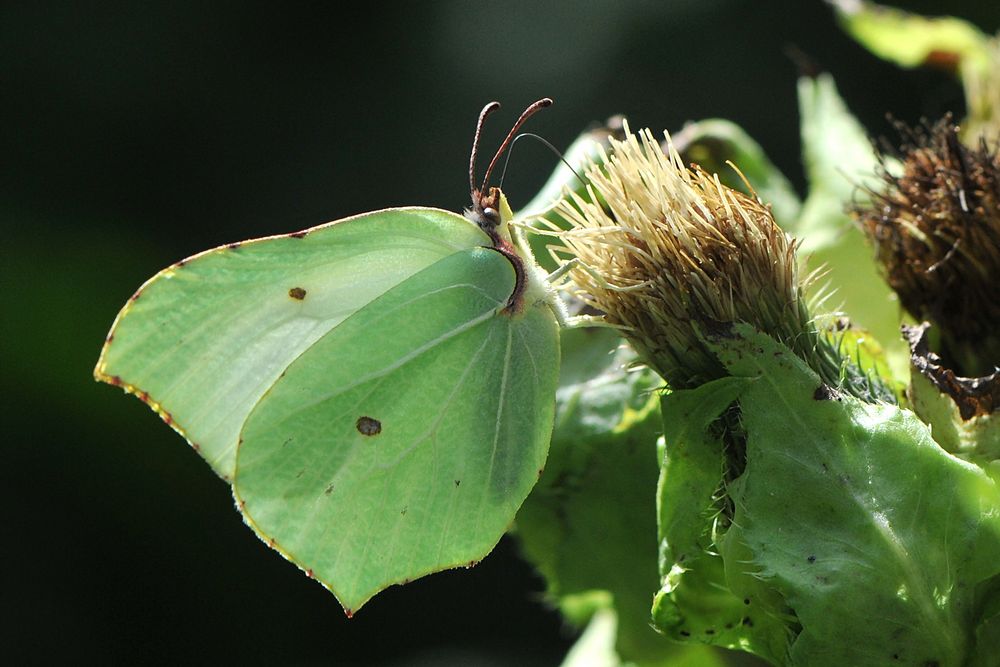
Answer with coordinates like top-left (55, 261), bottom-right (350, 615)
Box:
top-left (554, 125), bottom-right (889, 400)
top-left (855, 119), bottom-right (1000, 377)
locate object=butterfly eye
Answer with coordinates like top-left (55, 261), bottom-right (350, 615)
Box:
top-left (482, 207), bottom-right (499, 225)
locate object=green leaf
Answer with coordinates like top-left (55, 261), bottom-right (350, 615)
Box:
top-left (97, 206), bottom-right (561, 612)
top-left (910, 369), bottom-right (1000, 468)
top-left (559, 607), bottom-right (729, 667)
top-left (559, 608), bottom-right (621, 667)
top-left (904, 325), bottom-right (1000, 470)
top-left (518, 329), bottom-right (724, 665)
top-left (706, 323), bottom-right (1000, 666)
top-left (796, 74), bottom-right (879, 247)
top-left (795, 73), bottom-right (907, 380)
top-left (830, 0), bottom-right (1000, 144)
top-left (657, 377), bottom-right (746, 564)
top-left (970, 576), bottom-right (1000, 666)
top-left (673, 118), bottom-right (802, 230)
top-left (653, 378), bottom-right (793, 663)
top-left (831, 0), bottom-right (992, 72)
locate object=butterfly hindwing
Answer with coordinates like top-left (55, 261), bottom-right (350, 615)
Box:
top-left (233, 247), bottom-right (560, 611)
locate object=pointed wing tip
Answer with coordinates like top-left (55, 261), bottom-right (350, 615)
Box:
top-left (93, 362), bottom-right (121, 388)
top-left (232, 479), bottom-right (507, 615)
top-left (231, 490), bottom-right (381, 614)
top-left (95, 367), bottom-right (202, 454)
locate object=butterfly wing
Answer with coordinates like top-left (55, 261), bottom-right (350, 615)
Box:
top-left (233, 246), bottom-right (560, 612)
top-left (95, 208), bottom-right (490, 479)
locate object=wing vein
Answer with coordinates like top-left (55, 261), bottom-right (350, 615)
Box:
top-left (476, 322), bottom-right (514, 529)
top-left (282, 306), bottom-right (500, 418)
top-left (431, 321), bottom-right (502, 562)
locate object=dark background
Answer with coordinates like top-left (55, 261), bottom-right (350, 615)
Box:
top-left (4, 1), bottom-right (997, 664)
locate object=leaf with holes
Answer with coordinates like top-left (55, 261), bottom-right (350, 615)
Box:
top-left (704, 323), bottom-right (1000, 666)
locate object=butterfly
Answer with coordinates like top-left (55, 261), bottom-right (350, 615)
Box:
top-left (95, 99), bottom-right (562, 614)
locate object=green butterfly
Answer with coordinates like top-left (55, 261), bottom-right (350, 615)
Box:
top-left (95, 100), bottom-right (562, 614)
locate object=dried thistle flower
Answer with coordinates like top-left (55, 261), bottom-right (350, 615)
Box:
top-left (553, 125), bottom-right (891, 402)
top-left (855, 119), bottom-right (1000, 377)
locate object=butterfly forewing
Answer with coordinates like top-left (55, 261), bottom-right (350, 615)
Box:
top-left (95, 208), bottom-right (490, 479)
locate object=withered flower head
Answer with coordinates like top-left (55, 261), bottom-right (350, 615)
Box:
top-left (554, 125), bottom-right (891, 401)
top-left (855, 119), bottom-right (1000, 377)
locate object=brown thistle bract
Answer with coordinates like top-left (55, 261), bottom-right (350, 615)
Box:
top-left (856, 119), bottom-right (1000, 377)
top-left (554, 125), bottom-right (885, 399)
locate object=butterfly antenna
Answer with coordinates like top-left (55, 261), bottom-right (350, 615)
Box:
top-left (480, 98), bottom-right (553, 195)
top-left (498, 132), bottom-right (588, 191)
top-left (470, 101), bottom-right (502, 197)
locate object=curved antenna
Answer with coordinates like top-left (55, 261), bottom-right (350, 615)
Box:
top-left (469, 101), bottom-right (502, 196)
top-left (479, 98), bottom-right (553, 195)
top-left (498, 132), bottom-right (588, 191)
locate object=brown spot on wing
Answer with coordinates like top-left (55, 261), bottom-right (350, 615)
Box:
top-left (288, 286), bottom-right (307, 300)
top-left (289, 230), bottom-right (309, 239)
top-left (356, 416), bottom-right (381, 436)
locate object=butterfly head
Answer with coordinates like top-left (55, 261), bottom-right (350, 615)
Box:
top-left (467, 185), bottom-right (514, 237)
top-left (467, 98), bottom-right (551, 238)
